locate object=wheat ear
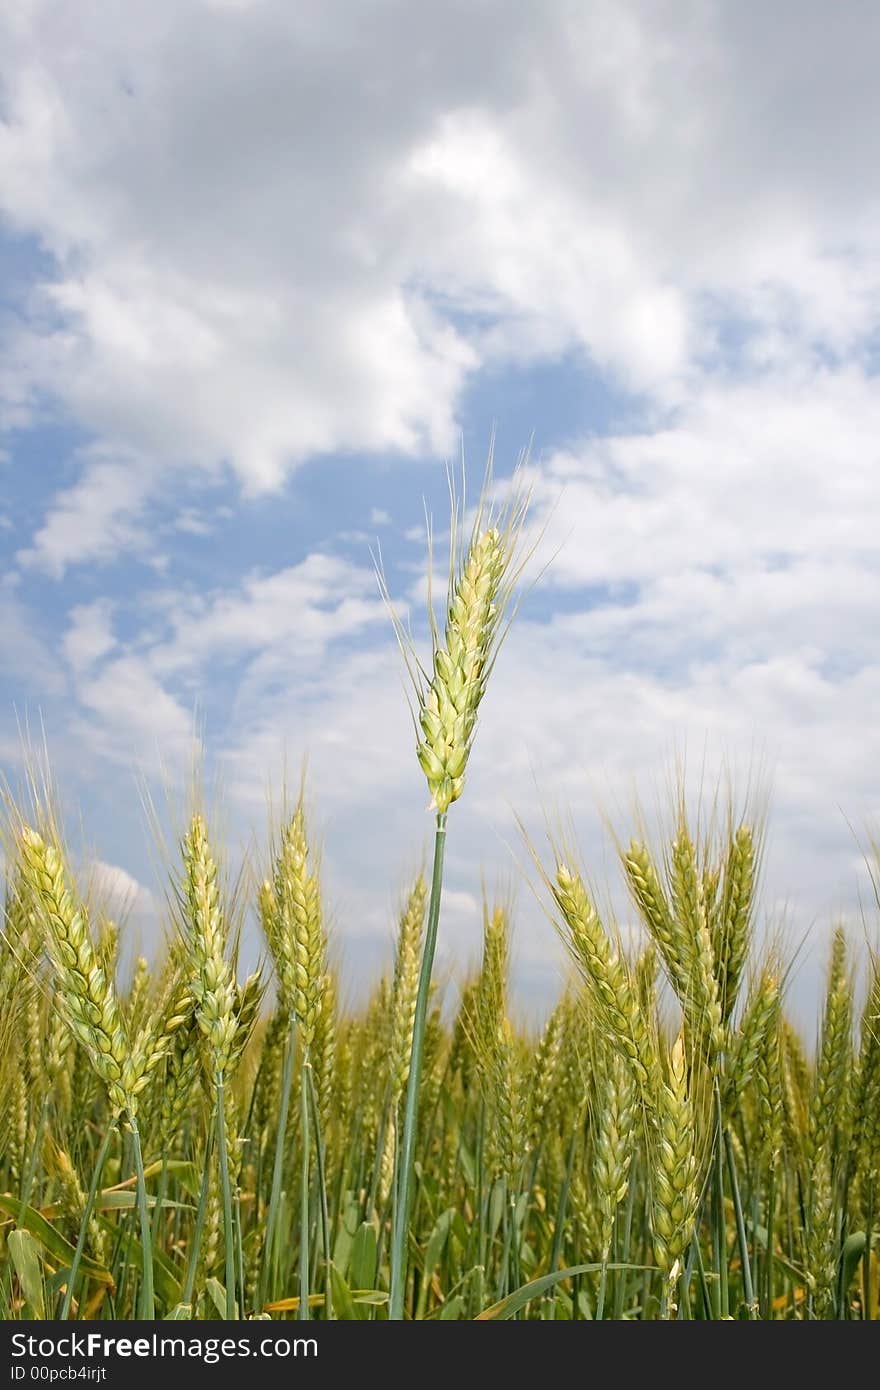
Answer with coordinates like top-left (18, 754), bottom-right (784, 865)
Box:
top-left (715, 826), bottom-right (756, 1024)
top-left (386, 875), bottom-right (427, 1108)
top-left (652, 1033), bottom-right (698, 1311)
top-left (19, 828), bottom-right (132, 1115)
top-left (388, 468), bottom-right (530, 1322)
top-left (260, 799), bottom-right (326, 1320)
top-left (553, 861), bottom-right (656, 1089)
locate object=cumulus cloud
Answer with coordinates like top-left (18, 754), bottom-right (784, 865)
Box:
top-left (0, 585), bottom-right (65, 696)
top-left (4, 0), bottom-right (880, 562)
top-left (17, 450), bottom-right (158, 576)
top-left (85, 859), bottom-right (160, 967)
top-left (527, 369), bottom-right (880, 593)
top-left (55, 548), bottom-right (395, 772)
top-left (71, 654), bottom-right (197, 765)
top-left (88, 858), bottom-right (151, 918)
top-left (62, 599), bottom-right (117, 675)
top-left (152, 552), bottom-right (389, 675)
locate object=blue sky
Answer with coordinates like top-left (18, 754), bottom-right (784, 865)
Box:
top-left (2, 0), bottom-right (880, 1023)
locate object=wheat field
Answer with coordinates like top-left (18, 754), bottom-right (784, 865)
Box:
top-left (1, 481), bottom-right (878, 1321)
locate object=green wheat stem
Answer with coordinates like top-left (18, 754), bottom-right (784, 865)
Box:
top-left (182, 1128), bottom-right (214, 1308)
top-left (259, 1014), bottom-right (295, 1309)
top-left (692, 1232), bottom-right (712, 1318)
top-left (215, 1077), bottom-right (236, 1319)
top-left (614, 1174), bottom-right (637, 1320)
top-left (497, 1180), bottom-right (512, 1301)
top-left (367, 1099), bottom-right (389, 1220)
top-left (128, 1113), bottom-right (154, 1320)
top-left (764, 1167), bottom-right (776, 1320)
top-left (59, 1122), bottom-right (116, 1320)
top-left (724, 1126), bottom-right (755, 1317)
top-left (20, 1095), bottom-right (50, 1210)
top-left (476, 1099), bottom-right (487, 1276)
top-left (299, 1049), bottom-right (311, 1321)
top-left (306, 1062), bottom-right (333, 1320)
top-left (389, 813), bottom-right (447, 1320)
top-left (550, 1130), bottom-right (578, 1275)
top-left (863, 1177), bottom-right (874, 1322)
top-left (714, 1084), bottom-right (729, 1318)
top-left (151, 1159), bottom-right (169, 1247)
top-left (235, 1189), bottom-right (246, 1320)
top-left (678, 1262), bottom-right (692, 1319)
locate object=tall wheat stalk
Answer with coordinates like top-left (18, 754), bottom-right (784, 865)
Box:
top-left (259, 798), bottom-right (326, 1318)
top-left (384, 465), bottom-right (529, 1319)
top-left (179, 814), bottom-right (260, 1318)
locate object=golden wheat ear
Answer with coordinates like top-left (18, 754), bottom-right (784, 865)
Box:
top-left (651, 1032), bottom-right (699, 1294)
top-left (377, 456), bottom-right (532, 814)
top-left (19, 826), bottom-right (132, 1116)
top-left (386, 873), bottom-right (427, 1108)
top-left (552, 858), bottom-right (656, 1091)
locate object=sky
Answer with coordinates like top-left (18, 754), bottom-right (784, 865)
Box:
top-left (2, 0), bottom-right (880, 1027)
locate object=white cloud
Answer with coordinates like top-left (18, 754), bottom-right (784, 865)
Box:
top-left (88, 858), bottom-right (151, 918)
top-left (0, 586), bottom-right (65, 696)
top-left (5, 0), bottom-right (880, 566)
top-left (72, 655), bottom-right (197, 765)
top-left (17, 450), bottom-right (157, 576)
top-left (54, 547), bottom-right (394, 779)
top-left (526, 368), bottom-right (880, 594)
top-left (153, 553), bottom-right (388, 675)
top-left (86, 859), bottom-right (160, 965)
top-left (171, 508), bottom-right (215, 537)
top-left (62, 599), bottom-right (117, 675)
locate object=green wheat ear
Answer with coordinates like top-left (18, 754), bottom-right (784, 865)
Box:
top-left (19, 827), bottom-right (132, 1115)
top-left (416, 524), bottom-right (510, 812)
top-left (652, 1032), bottom-right (698, 1287)
top-left (180, 813), bottom-right (238, 1077)
top-left (380, 455), bottom-right (532, 814)
top-left (552, 859), bottom-right (656, 1090)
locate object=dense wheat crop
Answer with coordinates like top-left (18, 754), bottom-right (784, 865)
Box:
top-left (1, 477), bottom-right (878, 1321)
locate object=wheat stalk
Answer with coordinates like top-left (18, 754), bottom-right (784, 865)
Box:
top-left (388, 463), bottom-right (530, 1322)
top-left (260, 797), bottom-right (326, 1320)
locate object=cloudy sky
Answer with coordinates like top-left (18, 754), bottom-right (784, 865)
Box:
top-left (2, 0), bottom-right (879, 1023)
